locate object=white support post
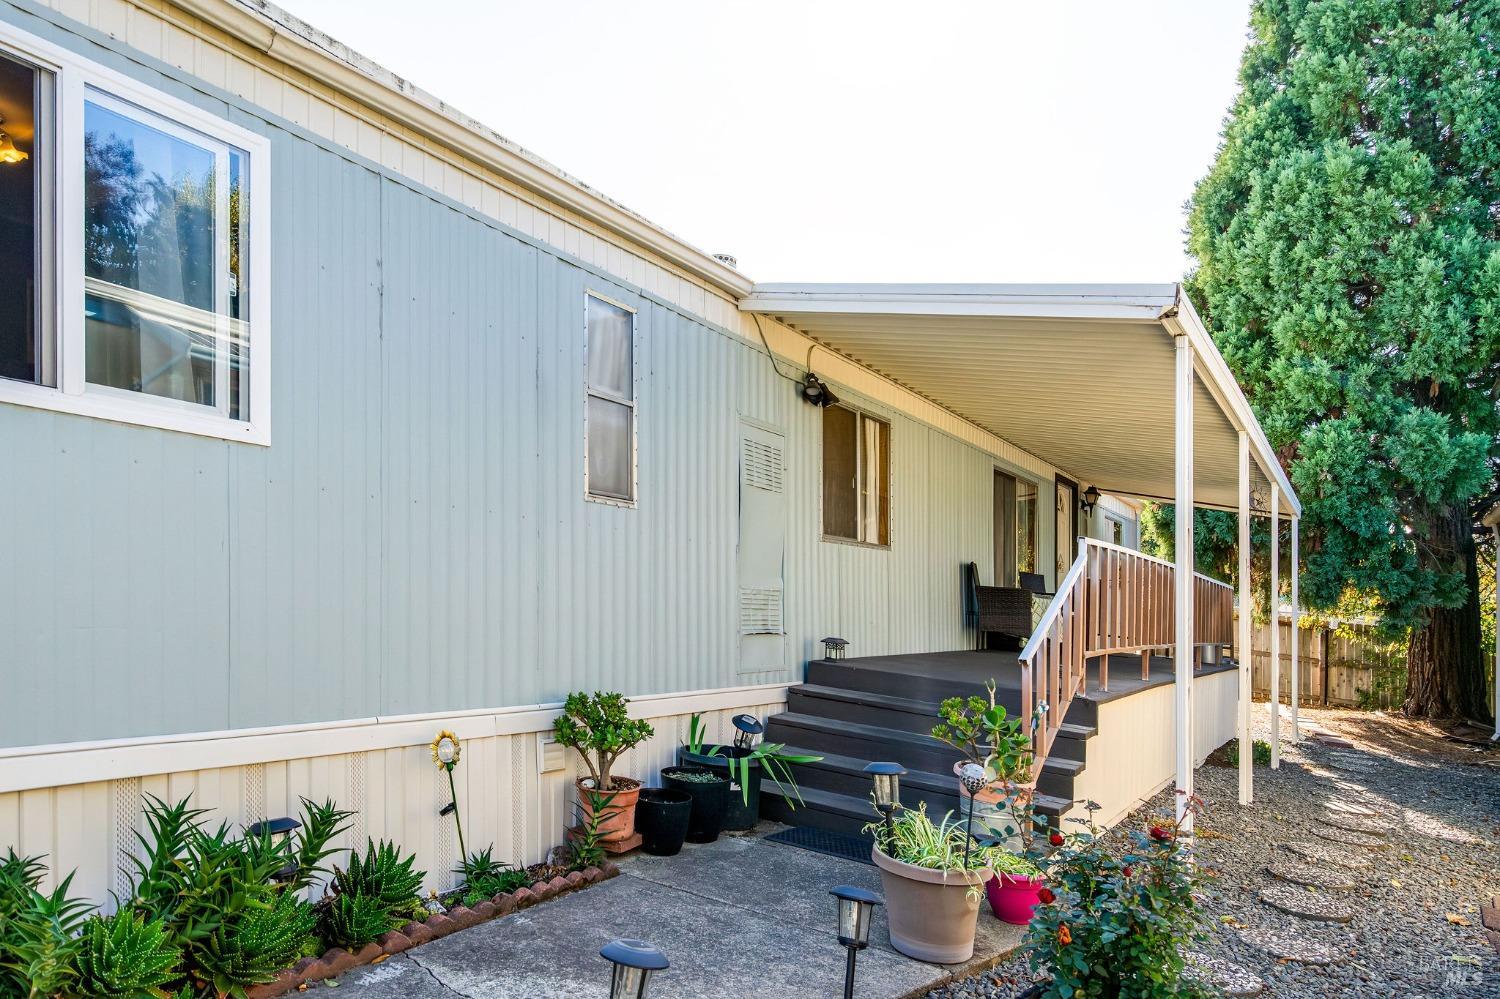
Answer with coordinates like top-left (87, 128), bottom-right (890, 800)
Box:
top-left (1174, 334), bottom-right (1195, 829)
top-left (1237, 433), bottom-right (1252, 805)
top-left (1494, 525), bottom-right (1499, 742)
top-left (1290, 516), bottom-right (1300, 743)
top-left (1270, 484), bottom-right (1280, 769)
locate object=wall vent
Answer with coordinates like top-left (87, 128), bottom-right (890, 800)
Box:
top-left (742, 436), bottom-right (783, 493)
top-left (739, 586), bottom-right (783, 635)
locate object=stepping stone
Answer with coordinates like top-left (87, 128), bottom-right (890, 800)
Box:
top-left (1235, 925), bottom-right (1347, 965)
top-left (1280, 840), bottom-right (1372, 869)
top-left (1258, 884), bottom-right (1356, 923)
top-left (1184, 952), bottom-right (1264, 996)
top-left (1327, 751), bottom-right (1378, 770)
top-left (1401, 809), bottom-right (1482, 845)
top-left (1267, 861), bottom-right (1357, 890)
top-left (1324, 798), bottom-right (1379, 818)
top-left (1312, 826), bottom-right (1387, 848)
top-left (1317, 810), bottom-right (1391, 834)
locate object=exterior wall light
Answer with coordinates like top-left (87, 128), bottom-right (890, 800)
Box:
top-left (600, 938), bottom-right (668, 998)
top-left (830, 885), bottom-right (883, 999)
top-left (863, 761), bottom-right (906, 846)
top-left (1080, 485), bottom-right (1101, 516)
top-left (798, 372), bottom-right (839, 407)
top-left (731, 713), bottom-right (765, 752)
top-left (822, 637), bottom-right (849, 660)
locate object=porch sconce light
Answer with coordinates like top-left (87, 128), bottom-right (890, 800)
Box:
top-left (822, 636), bottom-right (849, 660)
top-left (731, 713), bottom-right (765, 753)
top-left (600, 938), bottom-right (669, 999)
top-left (1079, 485), bottom-right (1101, 516)
top-left (797, 372), bottom-right (839, 407)
top-left (830, 885), bottom-right (883, 999)
top-left (863, 761), bottom-right (906, 845)
top-left (246, 816), bottom-right (301, 883)
top-left (0, 118), bottom-right (26, 165)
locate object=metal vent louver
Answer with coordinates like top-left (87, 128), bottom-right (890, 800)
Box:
top-left (742, 437), bottom-right (784, 493)
top-left (739, 586), bottom-right (784, 634)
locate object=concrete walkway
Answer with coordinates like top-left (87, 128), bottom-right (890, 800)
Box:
top-left (335, 830), bottom-right (1023, 998)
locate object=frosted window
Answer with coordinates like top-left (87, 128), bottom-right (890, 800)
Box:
top-left (585, 294), bottom-right (635, 501)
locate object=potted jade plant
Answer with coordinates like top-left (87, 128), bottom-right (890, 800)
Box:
top-left (864, 801), bottom-right (995, 963)
top-left (676, 713), bottom-right (822, 830)
top-left (660, 766), bottom-right (730, 843)
top-left (553, 690), bottom-right (655, 843)
top-left (931, 679), bottom-right (1038, 851)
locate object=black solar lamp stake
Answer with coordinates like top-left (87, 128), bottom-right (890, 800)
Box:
top-left (246, 816), bottom-right (302, 883)
top-left (600, 939), bottom-right (668, 999)
top-left (830, 885), bottom-right (882, 999)
top-left (863, 761), bottom-right (906, 851)
top-left (731, 713), bottom-right (764, 753)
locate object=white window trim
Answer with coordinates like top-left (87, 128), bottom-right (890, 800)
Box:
top-left (819, 401), bottom-right (892, 549)
top-left (0, 21), bottom-right (271, 445)
top-left (583, 290), bottom-right (637, 506)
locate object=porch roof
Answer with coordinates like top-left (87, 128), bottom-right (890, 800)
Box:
top-left (739, 283), bottom-right (1299, 516)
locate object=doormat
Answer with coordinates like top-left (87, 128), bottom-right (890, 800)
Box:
top-left (763, 826), bottom-right (874, 866)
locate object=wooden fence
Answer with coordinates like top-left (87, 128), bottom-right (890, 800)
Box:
top-left (1241, 613), bottom-right (1406, 709)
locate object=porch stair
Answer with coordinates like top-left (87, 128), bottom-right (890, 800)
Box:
top-left (760, 656), bottom-right (1095, 837)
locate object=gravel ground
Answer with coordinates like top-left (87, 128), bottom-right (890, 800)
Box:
top-left (924, 702), bottom-right (1500, 998)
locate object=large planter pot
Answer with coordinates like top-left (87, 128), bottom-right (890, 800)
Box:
top-left (575, 777), bottom-right (641, 843)
top-left (660, 767), bottom-right (730, 843)
top-left (635, 788), bottom-right (693, 856)
top-left (677, 746), bottom-right (762, 831)
top-left (985, 871), bottom-right (1046, 925)
top-left (871, 845), bottom-right (990, 964)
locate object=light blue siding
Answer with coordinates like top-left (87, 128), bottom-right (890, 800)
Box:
top-left (0, 2), bottom-right (1048, 749)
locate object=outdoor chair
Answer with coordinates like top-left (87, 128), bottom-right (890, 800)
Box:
top-left (963, 562), bottom-right (1033, 650)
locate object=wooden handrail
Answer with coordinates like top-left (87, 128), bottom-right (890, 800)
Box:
top-left (1018, 538), bottom-right (1233, 781)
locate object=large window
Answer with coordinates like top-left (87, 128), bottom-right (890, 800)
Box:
top-left (585, 293), bottom-right (636, 502)
top-left (994, 471), bottom-right (1038, 584)
top-left (823, 404), bottom-right (889, 545)
top-left (0, 23), bottom-right (269, 443)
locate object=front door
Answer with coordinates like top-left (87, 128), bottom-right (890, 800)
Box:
top-left (1055, 476), bottom-right (1077, 584)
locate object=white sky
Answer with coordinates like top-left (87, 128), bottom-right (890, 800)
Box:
top-left (277, 0), bottom-right (1252, 284)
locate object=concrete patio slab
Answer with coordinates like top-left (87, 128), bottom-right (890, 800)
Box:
top-left (335, 830), bottom-right (1024, 999)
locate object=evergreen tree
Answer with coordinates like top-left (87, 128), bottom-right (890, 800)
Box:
top-left (1187, 0), bottom-right (1500, 720)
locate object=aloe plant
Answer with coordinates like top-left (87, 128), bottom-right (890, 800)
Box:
top-left (74, 910), bottom-right (183, 999)
top-left (685, 713), bottom-right (822, 808)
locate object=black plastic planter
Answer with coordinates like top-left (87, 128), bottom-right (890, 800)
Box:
top-left (677, 746), bottom-right (762, 831)
top-left (635, 788), bottom-right (692, 856)
top-left (660, 766), bottom-right (730, 843)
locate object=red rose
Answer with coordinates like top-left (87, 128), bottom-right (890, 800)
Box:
top-left (1037, 887), bottom-right (1056, 904)
top-left (1149, 826), bottom-right (1172, 842)
top-left (1049, 832), bottom-right (1064, 847)
top-left (1122, 865), bottom-right (1134, 878)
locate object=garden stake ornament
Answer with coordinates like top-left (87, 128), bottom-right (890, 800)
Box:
top-left (958, 763), bottom-right (989, 869)
top-left (432, 730), bottom-right (467, 864)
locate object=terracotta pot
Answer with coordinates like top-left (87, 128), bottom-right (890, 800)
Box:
top-left (575, 777), bottom-right (641, 842)
top-left (871, 845), bottom-right (990, 964)
top-left (985, 871), bottom-right (1046, 924)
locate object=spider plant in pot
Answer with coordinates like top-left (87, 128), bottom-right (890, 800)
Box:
top-left (552, 691), bottom-right (654, 842)
top-left (863, 801), bottom-right (996, 964)
top-left (677, 713), bottom-right (822, 831)
top-left (930, 681), bottom-right (1040, 850)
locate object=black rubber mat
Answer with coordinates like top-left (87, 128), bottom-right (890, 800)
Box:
top-left (763, 825), bottom-right (874, 865)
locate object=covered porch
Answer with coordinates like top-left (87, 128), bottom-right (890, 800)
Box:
top-left (742, 283), bottom-right (1304, 821)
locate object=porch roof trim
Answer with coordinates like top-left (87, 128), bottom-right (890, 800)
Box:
top-left (740, 282), bottom-right (1300, 518)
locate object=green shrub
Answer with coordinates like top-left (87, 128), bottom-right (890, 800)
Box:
top-left (317, 892), bottom-right (394, 950)
top-left (566, 790), bottom-right (618, 872)
top-left (198, 887), bottom-right (316, 997)
top-left (455, 847), bottom-right (529, 904)
top-left (1224, 738), bottom-right (1272, 767)
top-left (551, 691), bottom-right (654, 791)
top-left (0, 865), bottom-right (90, 999)
top-left (331, 840), bottom-right (425, 915)
top-left (1025, 801), bottom-right (1207, 998)
top-left (74, 910), bottom-right (182, 999)
top-left (288, 798), bottom-right (355, 893)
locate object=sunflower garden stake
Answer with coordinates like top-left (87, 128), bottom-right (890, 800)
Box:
top-left (432, 730), bottom-right (467, 866)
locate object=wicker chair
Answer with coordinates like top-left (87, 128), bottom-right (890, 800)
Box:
top-left (963, 562), bottom-right (1033, 649)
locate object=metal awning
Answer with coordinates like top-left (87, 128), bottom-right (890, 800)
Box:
top-left (740, 282), bottom-right (1299, 516)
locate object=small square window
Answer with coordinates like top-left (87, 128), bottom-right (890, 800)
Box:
top-left (822, 404), bottom-right (889, 545)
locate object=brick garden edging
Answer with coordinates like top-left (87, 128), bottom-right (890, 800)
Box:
top-left (246, 863), bottom-right (621, 998)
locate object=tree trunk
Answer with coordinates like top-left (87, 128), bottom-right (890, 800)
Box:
top-left (1404, 504), bottom-right (1492, 721)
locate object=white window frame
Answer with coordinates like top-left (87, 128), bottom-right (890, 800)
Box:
top-left (0, 21), bottom-right (271, 445)
top-left (819, 402), bottom-right (892, 549)
top-left (583, 290), bottom-right (637, 505)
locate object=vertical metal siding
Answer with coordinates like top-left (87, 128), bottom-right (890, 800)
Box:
top-left (0, 40), bottom-right (1037, 751)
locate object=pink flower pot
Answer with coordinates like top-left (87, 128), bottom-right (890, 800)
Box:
top-left (986, 871), bottom-right (1046, 925)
